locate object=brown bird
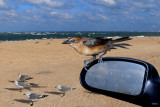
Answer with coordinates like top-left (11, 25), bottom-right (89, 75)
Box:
top-left (62, 37), bottom-right (132, 66)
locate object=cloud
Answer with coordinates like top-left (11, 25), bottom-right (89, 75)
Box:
top-left (150, 10), bottom-right (160, 16)
top-left (132, 1), bottom-right (156, 8)
top-left (88, 0), bottom-right (116, 7)
top-left (0, 10), bottom-right (18, 24)
top-left (4, 10), bottom-right (17, 17)
top-left (87, 14), bottom-right (109, 21)
top-left (102, 0), bottom-right (116, 5)
top-left (77, 12), bottom-right (109, 24)
top-left (25, 0), bottom-right (64, 7)
top-left (0, 0), bottom-right (160, 31)
top-left (0, 0), bottom-right (9, 9)
top-left (20, 0), bottom-right (76, 9)
top-left (79, 0), bottom-right (89, 6)
top-left (49, 11), bottom-right (73, 19)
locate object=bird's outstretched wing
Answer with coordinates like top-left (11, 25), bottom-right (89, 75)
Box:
top-left (83, 37), bottom-right (112, 47)
top-left (112, 37), bottom-right (132, 43)
top-left (114, 43), bottom-right (132, 49)
top-left (83, 37), bottom-right (132, 47)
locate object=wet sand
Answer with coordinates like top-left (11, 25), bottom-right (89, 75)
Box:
top-left (0, 37), bottom-right (160, 107)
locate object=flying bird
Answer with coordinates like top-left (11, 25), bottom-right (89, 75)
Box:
top-left (62, 36), bottom-right (132, 66)
top-left (18, 73), bottom-right (32, 81)
top-left (55, 85), bottom-right (76, 97)
top-left (24, 92), bottom-right (48, 106)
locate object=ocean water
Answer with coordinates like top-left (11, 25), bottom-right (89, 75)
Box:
top-left (0, 31), bottom-right (160, 41)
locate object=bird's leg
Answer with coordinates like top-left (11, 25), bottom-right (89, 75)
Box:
top-left (30, 101), bottom-right (33, 106)
top-left (84, 55), bottom-right (96, 70)
top-left (84, 55), bottom-right (96, 64)
top-left (92, 55), bottom-right (96, 60)
top-left (61, 92), bottom-right (65, 97)
top-left (84, 60), bottom-right (90, 70)
top-left (98, 51), bottom-right (106, 63)
top-left (84, 60), bottom-right (90, 67)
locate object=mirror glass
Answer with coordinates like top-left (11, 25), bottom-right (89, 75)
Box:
top-left (85, 61), bottom-right (146, 96)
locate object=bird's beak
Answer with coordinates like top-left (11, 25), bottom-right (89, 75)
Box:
top-left (55, 86), bottom-right (57, 88)
top-left (23, 94), bottom-right (26, 95)
top-left (62, 40), bottom-right (71, 44)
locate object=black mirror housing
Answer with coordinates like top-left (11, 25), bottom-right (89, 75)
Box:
top-left (80, 57), bottom-right (160, 106)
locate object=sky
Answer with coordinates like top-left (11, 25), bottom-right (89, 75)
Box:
top-left (0, 0), bottom-right (160, 32)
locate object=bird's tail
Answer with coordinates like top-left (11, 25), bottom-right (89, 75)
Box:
top-left (27, 77), bottom-right (33, 80)
top-left (28, 83), bottom-right (32, 85)
top-left (41, 95), bottom-right (48, 98)
top-left (114, 43), bottom-right (132, 49)
top-left (112, 37), bottom-right (132, 43)
top-left (72, 88), bottom-right (76, 90)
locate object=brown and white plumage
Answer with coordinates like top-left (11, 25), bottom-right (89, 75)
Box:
top-left (62, 37), bottom-right (132, 65)
top-left (63, 37), bottom-right (131, 56)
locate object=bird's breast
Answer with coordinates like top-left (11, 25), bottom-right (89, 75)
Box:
top-left (71, 42), bottom-right (106, 56)
top-left (80, 46), bottom-right (106, 56)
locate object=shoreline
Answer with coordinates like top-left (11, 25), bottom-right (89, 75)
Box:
top-left (0, 36), bottom-right (160, 42)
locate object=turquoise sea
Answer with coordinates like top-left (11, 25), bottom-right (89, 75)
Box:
top-left (0, 31), bottom-right (160, 41)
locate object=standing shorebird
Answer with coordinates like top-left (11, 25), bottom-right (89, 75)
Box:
top-left (24, 92), bottom-right (48, 106)
top-left (14, 81), bottom-right (31, 92)
top-left (55, 85), bottom-right (76, 97)
top-left (18, 73), bottom-right (32, 81)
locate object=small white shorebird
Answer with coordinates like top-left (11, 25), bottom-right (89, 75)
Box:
top-left (55, 85), bottom-right (76, 97)
top-left (24, 92), bottom-right (48, 106)
top-left (14, 81), bottom-right (31, 92)
top-left (18, 73), bottom-right (32, 81)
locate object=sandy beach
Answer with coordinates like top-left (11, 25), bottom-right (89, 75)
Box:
top-left (0, 37), bottom-right (160, 107)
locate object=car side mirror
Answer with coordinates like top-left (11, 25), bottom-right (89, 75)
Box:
top-left (80, 57), bottom-right (160, 106)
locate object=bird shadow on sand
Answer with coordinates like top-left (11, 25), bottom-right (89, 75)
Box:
top-left (13, 99), bottom-right (31, 104)
top-left (45, 91), bottom-right (63, 96)
top-left (35, 71), bottom-right (53, 75)
top-left (8, 80), bottom-right (46, 88)
top-left (5, 88), bottom-right (20, 91)
top-left (8, 80), bottom-right (32, 83)
top-left (5, 87), bottom-right (31, 91)
top-left (85, 91), bottom-right (101, 95)
top-left (30, 83), bottom-right (47, 88)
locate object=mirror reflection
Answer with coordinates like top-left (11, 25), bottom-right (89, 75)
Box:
top-left (85, 61), bottom-right (146, 95)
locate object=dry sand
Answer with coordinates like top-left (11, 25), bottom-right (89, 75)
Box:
top-left (0, 37), bottom-right (160, 107)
